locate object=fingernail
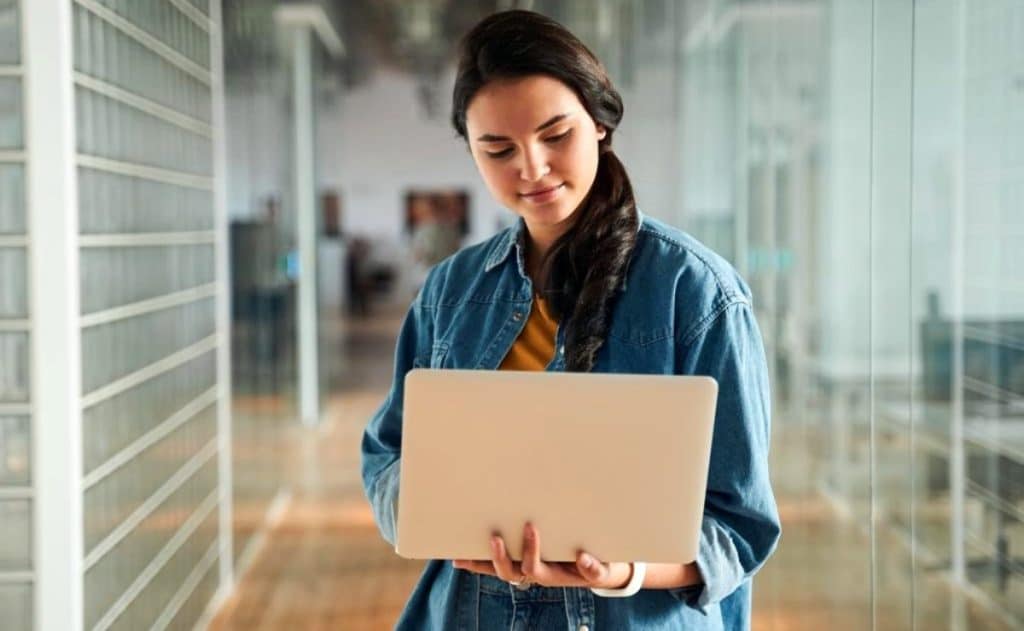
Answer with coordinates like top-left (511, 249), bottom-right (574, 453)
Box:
top-left (490, 537), bottom-right (499, 551)
top-left (579, 553), bottom-right (593, 568)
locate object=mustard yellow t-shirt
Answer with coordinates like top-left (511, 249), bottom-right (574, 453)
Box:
top-left (499, 294), bottom-right (559, 371)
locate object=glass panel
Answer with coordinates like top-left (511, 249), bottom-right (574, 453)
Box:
top-left (83, 405), bottom-right (216, 550)
top-left (0, 415), bottom-right (29, 485)
top-left (79, 244), bottom-right (216, 315)
top-left (0, 164), bottom-right (25, 234)
top-left (74, 87), bottom-right (213, 175)
top-left (0, 583), bottom-right (31, 631)
top-left (954, 1), bottom-right (1024, 623)
top-left (0, 332), bottom-right (28, 403)
top-left (78, 169), bottom-right (214, 234)
top-left (0, 499), bottom-right (30, 570)
top-left (111, 510), bottom-right (217, 631)
top-left (222, 0), bottom-right (297, 569)
top-left (668, 1), bottom-right (875, 627)
top-left (0, 247), bottom-right (27, 318)
top-left (80, 297), bottom-right (216, 395)
top-left (0, 77), bottom-right (23, 150)
top-left (164, 563), bottom-right (217, 631)
top-left (82, 351), bottom-right (216, 473)
top-left (0, 0), bottom-right (19, 65)
top-left (83, 457), bottom-right (216, 630)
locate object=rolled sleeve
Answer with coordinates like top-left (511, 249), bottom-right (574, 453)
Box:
top-left (674, 300), bottom-right (782, 610)
top-left (361, 291), bottom-right (434, 548)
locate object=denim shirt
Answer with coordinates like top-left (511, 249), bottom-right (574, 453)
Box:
top-left (361, 212), bottom-right (781, 630)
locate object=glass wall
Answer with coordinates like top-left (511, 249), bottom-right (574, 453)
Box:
top-left (72, 0), bottom-right (221, 629)
top-left (221, 0), bottom-right (297, 568)
top-left (0, 0), bottom-right (32, 628)
top-left (635, 0), bottom-right (1023, 628)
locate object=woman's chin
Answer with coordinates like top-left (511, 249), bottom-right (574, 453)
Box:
top-left (517, 203), bottom-right (577, 230)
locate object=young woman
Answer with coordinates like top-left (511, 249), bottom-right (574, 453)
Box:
top-left (362, 10), bottom-right (780, 630)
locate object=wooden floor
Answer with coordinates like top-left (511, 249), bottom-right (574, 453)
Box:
top-left (208, 309), bottom-right (1016, 631)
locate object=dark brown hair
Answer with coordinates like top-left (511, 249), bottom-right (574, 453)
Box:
top-left (451, 10), bottom-right (639, 372)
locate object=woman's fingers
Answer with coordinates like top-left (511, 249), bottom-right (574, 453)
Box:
top-left (520, 522), bottom-right (546, 580)
top-left (489, 535), bottom-right (522, 582)
top-left (455, 527), bottom-right (625, 590)
top-left (575, 551), bottom-right (609, 583)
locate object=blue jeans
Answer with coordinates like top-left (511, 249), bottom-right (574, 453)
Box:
top-left (478, 574), bottom-right (569, 630)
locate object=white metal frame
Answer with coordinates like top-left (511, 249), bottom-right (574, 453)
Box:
top-left (24, 1), bottom-right (84, 630)
top-left (80, 282), bottom-right (218, 328)
top-left (210, 0), bottom-right (236, 606)
top-left (80, 334), bottom-right (217, 409)
top-left (293, 26), bottom-right (320, 426)
top-left (167, 0), bottom-right (214, 34)
top-left (274, 4), bottom-right (344, 427)
top-left (77, 154), bottom-right (213, 190)
top-left (74, 73), bottom-right (213, 138)
top-left (949, 0), bottom-right (968, 620)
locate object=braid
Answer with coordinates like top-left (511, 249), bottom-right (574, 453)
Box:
top-left (542, 150), bottom-right (639, 372)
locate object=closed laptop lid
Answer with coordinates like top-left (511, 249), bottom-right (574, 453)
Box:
top-left (396, 369), bottom-right (718, 564)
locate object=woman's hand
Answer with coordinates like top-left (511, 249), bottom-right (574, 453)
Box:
top-left (452, 522), bottom-right (633, 590)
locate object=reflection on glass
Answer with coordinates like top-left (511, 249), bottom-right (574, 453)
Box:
top-left (0, 415), bottom-right (29, 485)
top-left (0, 583), bottom-right (31, 631)
top-left (0, 164), bottom-right (25, 234)
top-left (0, 499), bottom-right (30, 570)
top-left (0, 247), bottom-right (27, 318)
top-left (0, 77), bottom-right (22, 150)
top-left (0, 0), bottom-right (19, 65)
top-left (0, 333), bottom-right (28, 403)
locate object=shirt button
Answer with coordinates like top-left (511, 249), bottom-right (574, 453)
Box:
top-left (512, 311), bottom-right (523, 321)
top-left (559, 345), bottom-right (565, 355)
top-left (579, 626), bottom-right (590, 631)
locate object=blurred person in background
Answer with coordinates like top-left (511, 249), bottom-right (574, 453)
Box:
top-left (362, 10), bottom-right (780, 630)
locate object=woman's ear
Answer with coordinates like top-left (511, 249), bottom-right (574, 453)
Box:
top-left (596, 124), bottom-right (607, 141)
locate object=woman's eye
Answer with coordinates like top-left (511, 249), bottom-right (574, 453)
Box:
top-left (544, 129), bottom-right (572, 144)
top-left (486, 147), bottom-right (514, 159)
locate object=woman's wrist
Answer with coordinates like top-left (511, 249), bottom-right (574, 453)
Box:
top-left (591, 562), bottom-right (646, 597)
top-left (640, 562), bottom-right (703, 590)
top-left (605, 562), bottom-right (634, 589)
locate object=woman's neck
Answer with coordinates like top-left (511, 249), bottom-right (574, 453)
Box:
top-left (524, 229), bottom-right (557, 288)
top-left (523, 216), bottom-right (574, 287)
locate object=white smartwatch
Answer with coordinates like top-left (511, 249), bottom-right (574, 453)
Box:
top-left (590, 562), bottom-right (646, 598)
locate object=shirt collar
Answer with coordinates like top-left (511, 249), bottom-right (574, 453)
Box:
top-left (483, 217), bottom-right (525, 273)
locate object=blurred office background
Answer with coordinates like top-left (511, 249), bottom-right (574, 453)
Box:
top-left (0, 0), bottom-right (1022, 629)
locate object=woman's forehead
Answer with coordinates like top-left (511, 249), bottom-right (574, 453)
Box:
top-left (466, 76), bottom-right (583, 134)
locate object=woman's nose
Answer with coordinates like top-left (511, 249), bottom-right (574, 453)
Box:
top-left (519, 148), bottom-right (550, 182)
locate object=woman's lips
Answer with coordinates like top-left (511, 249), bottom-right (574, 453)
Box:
top-left (519, 183), bottom-right (565, 204)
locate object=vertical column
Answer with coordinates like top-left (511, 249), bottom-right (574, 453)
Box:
top-left (23, 1), bottom-right (84, 630)
top-left (210, 0), bottom-right (235, 596)
top-left (292, 26), bottom-right (320, 426)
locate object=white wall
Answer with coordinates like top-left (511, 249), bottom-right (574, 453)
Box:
top-left (317, 66), bottom-right (507, 248)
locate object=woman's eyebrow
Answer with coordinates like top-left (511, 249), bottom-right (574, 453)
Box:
top-left (475, 113), bottom-right (572, 142)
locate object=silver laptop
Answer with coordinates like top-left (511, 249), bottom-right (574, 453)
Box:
top-left (396, 369), bottom-right (718, 564)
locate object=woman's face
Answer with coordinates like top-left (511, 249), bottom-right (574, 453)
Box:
top-left (465, 75), bottom-right (606, 243)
